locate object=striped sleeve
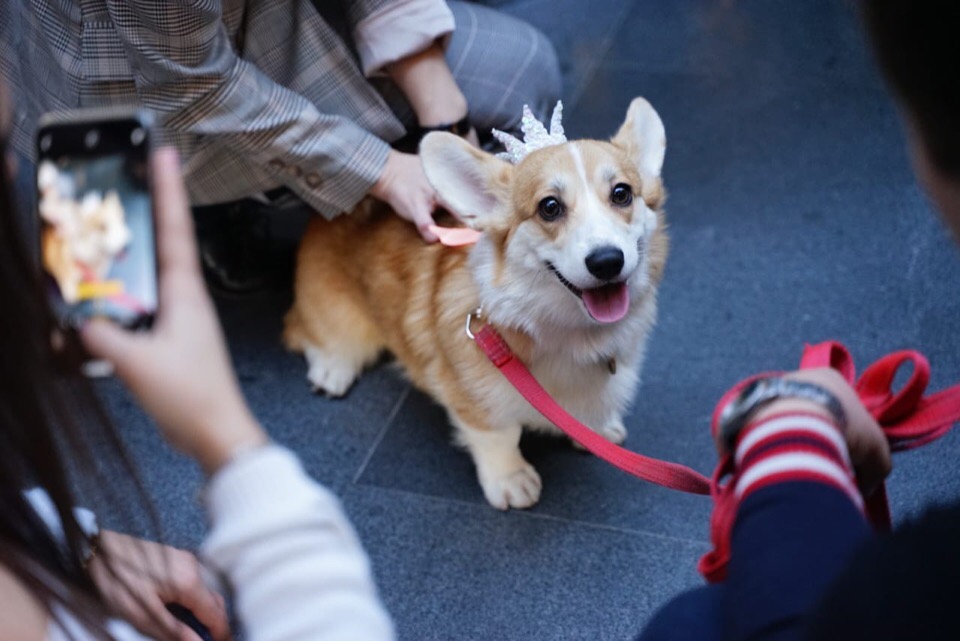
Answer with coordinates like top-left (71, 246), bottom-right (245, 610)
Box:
top-left (732, 412), bottom-right (864, 511)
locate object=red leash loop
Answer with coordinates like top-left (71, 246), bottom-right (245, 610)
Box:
top-left (701, 340), bottom-right (960, 582)
top-left (473, 323), bottom-right (712, 495)
top-left (801, 342), bottom-right (960, 452)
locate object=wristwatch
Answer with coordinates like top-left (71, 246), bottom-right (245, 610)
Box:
top-left (718, 377), bottom-right (847, 451)
top-left (393, 113), bottom-right (472, 153)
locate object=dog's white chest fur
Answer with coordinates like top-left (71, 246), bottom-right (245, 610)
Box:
top-left (478, 294), bottom-right (657, 440)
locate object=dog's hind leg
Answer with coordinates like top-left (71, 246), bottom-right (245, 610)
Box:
top-left (283, 301), bottom-right (382, 398)
top-left (453, 419), bottom-right (542, 510)
top-left (282, 307), bottom-right (309, 353)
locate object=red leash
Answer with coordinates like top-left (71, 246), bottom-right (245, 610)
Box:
top-left (470, 316), bottom-right (711, 495)
top-left (472, 314), bottom-right (960, 581)
top-left (470, 316), bottom-right (960, 509)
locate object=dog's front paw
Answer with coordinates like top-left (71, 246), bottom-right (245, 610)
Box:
top-left (479, 463), bottom-right (542, 510)
top-left (305, 347), bottom-right (358, 397)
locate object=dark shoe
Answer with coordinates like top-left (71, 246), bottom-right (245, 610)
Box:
top-left (193, 199), bottom-right (293, 296)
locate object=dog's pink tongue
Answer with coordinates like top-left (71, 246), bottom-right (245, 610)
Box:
top-left (582, 283), bottom-right (630, 323)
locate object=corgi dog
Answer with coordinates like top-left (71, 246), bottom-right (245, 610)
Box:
top-left (284, 97), bottom-right (668, 509)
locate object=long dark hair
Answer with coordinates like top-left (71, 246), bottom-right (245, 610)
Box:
top-left (862, 1), bottom-right (960, 176)
top-left (0, 131), bottom-right (162, 635)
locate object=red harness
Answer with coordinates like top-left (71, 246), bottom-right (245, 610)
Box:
top-left (470, 315), bottom-right (960, 576)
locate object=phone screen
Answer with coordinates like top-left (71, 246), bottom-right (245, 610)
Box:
top-left (36, 115), bottom-right (157, 328)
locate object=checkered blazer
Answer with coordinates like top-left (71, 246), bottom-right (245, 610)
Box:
top-left (1, 0), bottom-right (454, 217)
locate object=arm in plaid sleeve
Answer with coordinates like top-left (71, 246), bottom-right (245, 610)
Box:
top-left (103, 0), bottom-right (392, 217)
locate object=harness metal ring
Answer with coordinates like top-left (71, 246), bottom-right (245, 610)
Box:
top-left (465, 307), bottom-right (483, 340)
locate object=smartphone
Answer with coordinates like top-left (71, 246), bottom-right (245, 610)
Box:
top-left (36, 108), bottom-right (158, 330)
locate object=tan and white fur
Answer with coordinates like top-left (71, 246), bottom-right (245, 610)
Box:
top-left (284, 98), bottom-right (669, 509)
top-left (38, 161), bottom-right (131, 303)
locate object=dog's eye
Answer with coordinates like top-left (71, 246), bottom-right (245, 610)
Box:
top-left (611, 183), bottom-right (633, 207)
top-left (538, 196), bottom-right (563, 221)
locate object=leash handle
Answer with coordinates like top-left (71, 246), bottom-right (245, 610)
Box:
top-left (799, 340), bottom-right (960, 530)
top-left (473, 323), bottom-right (712, 495)
top-left (702, 340), bottom-right (960, 581)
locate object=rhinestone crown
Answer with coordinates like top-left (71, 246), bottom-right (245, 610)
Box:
top-left (491, 101), bottom-right (567, 164)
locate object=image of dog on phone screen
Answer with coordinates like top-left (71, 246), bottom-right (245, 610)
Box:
top-left (37, 156), bottom-right (156, 323)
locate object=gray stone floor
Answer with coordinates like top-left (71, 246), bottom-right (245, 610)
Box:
top-left (97, 1), bottom-right (960, 639)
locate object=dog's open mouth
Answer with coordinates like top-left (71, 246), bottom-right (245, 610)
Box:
top-left (546, 262), bottom-right (630, 324)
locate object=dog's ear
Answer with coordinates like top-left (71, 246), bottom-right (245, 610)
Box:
top-left (420, 132), bottom-right (512, 230)
top-left (611, 97), bottom-right (666, 178)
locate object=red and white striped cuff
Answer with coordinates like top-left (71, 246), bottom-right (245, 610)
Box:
top-left (732, 412), bottom-right (864, 511)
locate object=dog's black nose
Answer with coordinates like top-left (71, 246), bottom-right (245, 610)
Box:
top-left (585, 246), bottom-right (624, 280)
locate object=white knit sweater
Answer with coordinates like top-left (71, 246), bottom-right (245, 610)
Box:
top-left (45, 445), bottom-right (395, 641)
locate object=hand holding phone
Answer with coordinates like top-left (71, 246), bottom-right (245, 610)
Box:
top-left (80, 149), bottom-right (268, 475)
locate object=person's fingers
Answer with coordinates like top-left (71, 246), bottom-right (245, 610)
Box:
top-left (138, 596), bottom-right (198, 641)
top-left (80, 318), bottom-right (146, 371)
top-left (151, 147), bottom-right (201, 279)
top-left (158, 551), bottom-right (231, 641)
top-left (166, 584), bottom-right (230, 641)
top-left (850, 426), bottom-right (893, 495)
top-left (413, 192), bottom-right (439, 243)
top-left (176, 621), bottom-right (206, 641)
top-left (417, 219), bottom-right (439, 243)
top-left (115, 589), bottom-right (186, 641)
top-left (210, 593), bottom-right (231, 641)
top-left (790, 368), bottom-right (893, 494)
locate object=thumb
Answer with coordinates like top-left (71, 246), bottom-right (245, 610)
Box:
top-left (415, 201), bottom-right (439, 243)
top-left (80, 319), bottom-right (144, 368)
top-left (418, 220), bottom-right (440, 243)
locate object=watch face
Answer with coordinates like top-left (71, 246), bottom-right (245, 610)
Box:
top-left (740, 379), bottom-right (764, 401)
top-left (721, 379), bottom-right (759, 424)
top-left (719, 377), bottom-right (774, 443)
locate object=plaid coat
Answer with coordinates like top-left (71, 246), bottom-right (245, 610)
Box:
top-left (1, 0), bottom-right (456, 216)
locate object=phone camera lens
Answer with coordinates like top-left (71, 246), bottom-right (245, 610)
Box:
top-left (40, 134), bottom-right (52, 152)
top-left (130, 127), bottom-right (145, 146)
top-left (85, 130), bottom-right (100, 148)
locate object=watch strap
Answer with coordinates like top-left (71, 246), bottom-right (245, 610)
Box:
top-left (393, 113), bottom-right (472, 152)
top-left (719, 377), bottom-right (847, 451)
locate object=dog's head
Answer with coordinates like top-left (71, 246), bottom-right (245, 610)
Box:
top-left (72, 190), bottom-right (130, 275)
top-left (421, 98), bottom-right (668, 329)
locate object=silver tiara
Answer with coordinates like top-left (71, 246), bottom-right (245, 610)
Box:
top-left (491, 101), bottom-right (567, 164)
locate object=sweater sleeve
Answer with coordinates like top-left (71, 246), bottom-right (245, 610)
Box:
top-left (351, 0), bottom-right (455, 76)
top-left (200, 445), bottom-right (394, 641)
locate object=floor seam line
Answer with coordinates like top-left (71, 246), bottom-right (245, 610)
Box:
top-left (350, 483), bottom-right (709, 547)
top-left (567, 0), bottom-right (641, 111)
top-left (352, 386), bottom-right (412, 484)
